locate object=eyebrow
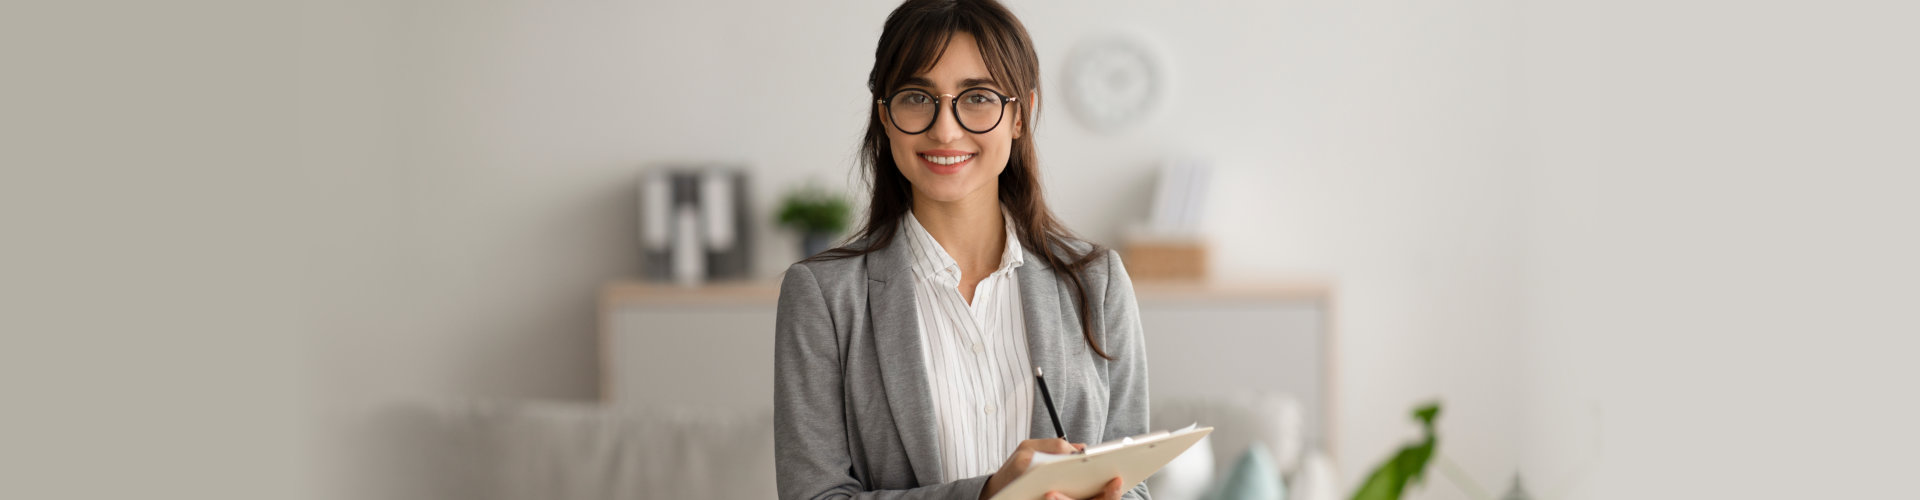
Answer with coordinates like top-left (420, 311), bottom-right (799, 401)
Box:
top-left (901, 76), bottom-right (1002, 91)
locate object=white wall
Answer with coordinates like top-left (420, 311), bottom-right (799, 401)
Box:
top-left (297, 0), bottom-right (1529, 498)
top-left (4, 1), bottom-right (314, 499)
top-left (1515, 1), bottom-right (1920, 498)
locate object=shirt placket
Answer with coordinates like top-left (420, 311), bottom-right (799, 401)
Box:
top-left (939, 266), bottom-right (1008, 455)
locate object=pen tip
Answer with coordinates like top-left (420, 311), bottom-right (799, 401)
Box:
top-left (1035, 366), bottom-right (1044, 377)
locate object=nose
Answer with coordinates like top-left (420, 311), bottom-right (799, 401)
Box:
top-left (926, 96), bottom-right (966, 143)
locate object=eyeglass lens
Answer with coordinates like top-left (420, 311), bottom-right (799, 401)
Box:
top-left (886, 89), bottom-right (1008, 134)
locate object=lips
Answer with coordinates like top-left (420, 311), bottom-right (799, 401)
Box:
top-left (918, 150), bottom-right (975, 175)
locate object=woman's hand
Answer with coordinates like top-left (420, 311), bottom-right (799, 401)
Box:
top-left (1043, 476), bottom-right (1124, 500)
top-left (978, 438), bottom-right (1086, 500)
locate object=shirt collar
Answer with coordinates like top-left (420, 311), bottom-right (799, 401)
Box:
top-left (901, 207), bottom-right (1025, 284)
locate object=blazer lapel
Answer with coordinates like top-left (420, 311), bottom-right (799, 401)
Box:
top-left (865, 233), bottom-right (945, 487)
top-left (1017, 248), bottom-right (1078, 441)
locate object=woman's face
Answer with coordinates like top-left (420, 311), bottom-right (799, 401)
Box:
top-left (881, 32), bottom-right (1022, 206)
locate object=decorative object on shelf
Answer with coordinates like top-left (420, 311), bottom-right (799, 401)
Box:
top-left (638, 166), bottom-right (753, 286)
top-left (775, 184), bottom-right (852, 259)
top-left (1351, 402), bottom-right (1442, 500)
top-left (1123, 156), bottom-right (1213, 281)
top-left (1498, 474), bottom-right (1534, 500)
top-left (1291, 448), bottom-right (1343, 500)
top-left (1199, 440), bottom-right (1285, 500)
top-left (1122, 232), bottom-right (1209, 282)
top-left (1063, 33), bottom-right (1168, 134)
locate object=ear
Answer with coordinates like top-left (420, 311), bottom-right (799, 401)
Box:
top-left (1014, 89), bottom-right (1039, 139)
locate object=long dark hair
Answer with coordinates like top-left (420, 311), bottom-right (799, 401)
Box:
top-left (806, 0), bottom-right (1114, 360)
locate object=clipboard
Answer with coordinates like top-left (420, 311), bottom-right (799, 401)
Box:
top-left (989, 425), bottom-right (1214, 500)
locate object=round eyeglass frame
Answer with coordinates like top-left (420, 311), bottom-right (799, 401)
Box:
top-left (876, 87), bottom-right (1019, 135)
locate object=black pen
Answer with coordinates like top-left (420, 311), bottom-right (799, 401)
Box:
top-left (1034, 366), bottom-right (1066, 440)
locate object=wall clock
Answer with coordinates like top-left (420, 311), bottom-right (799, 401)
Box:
top-left (1062, 34), bottom-right (1166, 134)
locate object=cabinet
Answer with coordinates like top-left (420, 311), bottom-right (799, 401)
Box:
top-left (599, 278), bottom-right (1336, 449)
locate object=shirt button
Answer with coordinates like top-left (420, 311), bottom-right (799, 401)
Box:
top-left (971, 342), bottom-right (985, 353)
top-left (983, 404), bottom-right (997, 415)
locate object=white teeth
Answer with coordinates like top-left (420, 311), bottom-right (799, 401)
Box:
top-left (923, 154), bottom-right (973, 166)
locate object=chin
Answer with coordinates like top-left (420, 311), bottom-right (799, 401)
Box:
top-left (909, 178), bottom-right (990, 204)
top-left (914, 184), bottom-right (973, 203)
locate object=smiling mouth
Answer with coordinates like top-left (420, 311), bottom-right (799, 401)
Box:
top-left (920, 153), bottom-right (975, 165)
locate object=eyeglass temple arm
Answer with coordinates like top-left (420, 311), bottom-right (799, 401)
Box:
top-left (875, 95), bottom-right (1019, 104)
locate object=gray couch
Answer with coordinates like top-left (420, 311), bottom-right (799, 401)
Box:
top-left (385, 392), bottom-right (1303, 500)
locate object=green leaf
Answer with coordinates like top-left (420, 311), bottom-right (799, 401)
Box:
top-left (775, 186), bottom-right (852, 234)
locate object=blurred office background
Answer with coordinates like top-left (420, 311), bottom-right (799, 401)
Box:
top-left (4, 0), bottom-right (1916, 499)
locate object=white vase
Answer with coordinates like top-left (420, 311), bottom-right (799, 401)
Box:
top-left (1290, 449), bottom-right (1341, 500)
top-left (672, 206), bottom-right (704, 286)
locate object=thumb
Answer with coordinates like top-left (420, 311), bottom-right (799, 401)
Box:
top-left (1040, 438), bottom-right (1077, 454)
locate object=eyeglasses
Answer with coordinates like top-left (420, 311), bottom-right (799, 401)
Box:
top-left (876, 87), bottom-right (1018, 135)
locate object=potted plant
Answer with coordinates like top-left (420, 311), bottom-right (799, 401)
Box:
top-left (1353, 402), bottom-right (1442, 500)
top-left (776, 186), bottom-right (852, 258)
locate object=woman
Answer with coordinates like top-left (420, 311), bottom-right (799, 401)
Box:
top-left (773, 1), bottom-right (1149, 499)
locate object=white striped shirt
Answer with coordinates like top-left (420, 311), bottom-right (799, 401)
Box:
top-left (900, 209), bottom-right (1034, 483)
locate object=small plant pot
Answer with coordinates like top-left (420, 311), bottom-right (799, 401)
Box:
top-left (802, 232), bottom-right (836, 258)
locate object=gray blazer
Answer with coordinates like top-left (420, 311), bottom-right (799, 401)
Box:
top-left (773, 229), bottom-right (1152, 500)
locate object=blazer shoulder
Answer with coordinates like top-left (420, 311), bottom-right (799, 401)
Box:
top-left (782, 255), bottom-right (868, 299)
top-left (1048, 238), bottom-right (1122, 281)
top-left (1048, 236), bottom-right (1100, 257)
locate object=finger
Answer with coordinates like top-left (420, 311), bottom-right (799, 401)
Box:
top-left (1044, 492), bottom-right (1071, 500)
top-left (1035, 438), bottom-right (1076, 454)
top-left (1072, 443), bottom-right (1086, 452)
top-left (1102, 476), bottom-right (1123, 499)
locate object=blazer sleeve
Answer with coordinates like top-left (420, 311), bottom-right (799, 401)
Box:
top-left (774, 263), bottom-right (994, 500)
top-left (1099, 250), bottom-right (1153, 500)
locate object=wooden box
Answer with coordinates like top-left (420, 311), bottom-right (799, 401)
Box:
top-left (1122, 240), bottom-right (1209, 281)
